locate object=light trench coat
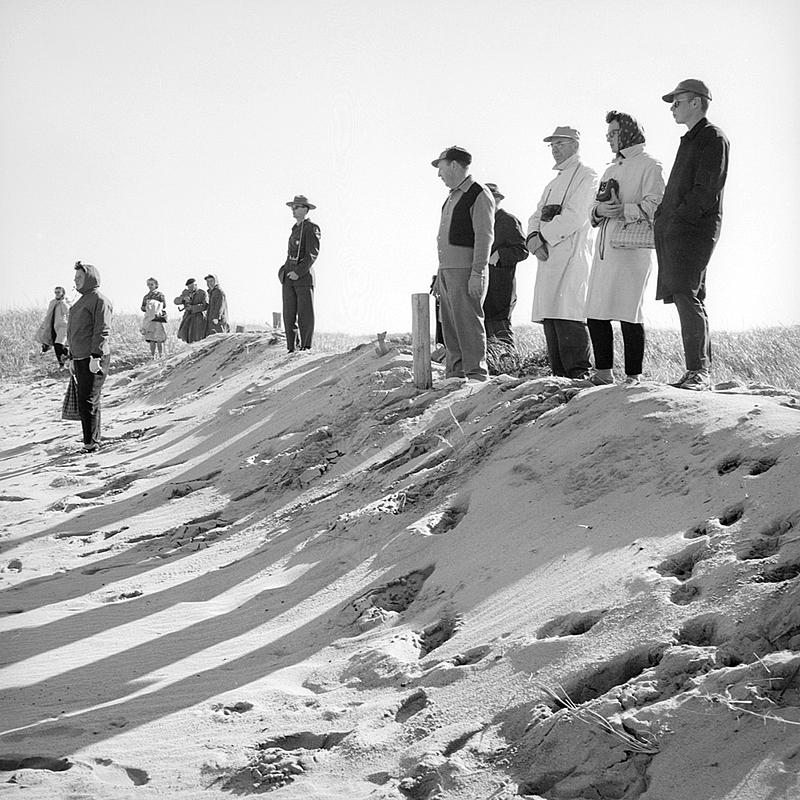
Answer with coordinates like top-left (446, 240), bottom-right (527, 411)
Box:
top-left (585, 144), bottom-right (665, 323)
top-left (527, 154), bottom-right (598, 322)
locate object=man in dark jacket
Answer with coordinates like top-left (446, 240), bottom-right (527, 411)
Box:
top-left (654, 79), bottom-right (729, 391)
top-left (279, 194), bottom-right (321, 352)
top-left (204, 274), bottom-right (229, 335)
top-left (66, 261), bottom-right (113, 453)
top-left (483, 182), bottom-right (528, 348)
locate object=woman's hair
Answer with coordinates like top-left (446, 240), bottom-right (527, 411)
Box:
top-left (147, 277), bottom-right (159, 287)
top-left (55, 286), bottom-right (65, 293)
top-left (605, 110), bottom-right (646, 150)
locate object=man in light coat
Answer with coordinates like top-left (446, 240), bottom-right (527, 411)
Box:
top-left (526, 126), bottom-right (598, 379)
top-left (432, 145), bottom-right (495, 383)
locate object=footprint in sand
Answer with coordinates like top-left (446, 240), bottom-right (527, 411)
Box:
top-left (80, 757), bottom-right (150, 787)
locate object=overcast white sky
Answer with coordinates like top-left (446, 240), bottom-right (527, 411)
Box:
top-left (1, 0), bottom-right (798, 333)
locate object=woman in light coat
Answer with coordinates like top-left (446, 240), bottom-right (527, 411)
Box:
top-left (585, 111), bottom-right (665, 384)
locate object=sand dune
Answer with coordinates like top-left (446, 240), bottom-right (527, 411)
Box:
top-left (1, 334), bottom-right (799, 799)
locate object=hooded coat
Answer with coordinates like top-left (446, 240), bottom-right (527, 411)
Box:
top-left (205, 276), bottom-right (230, 335)
top-left (527, 154), bottom-right (598, 322)
top-left (66, 265), bottom-right (113, 359)
top-left (175, 287), bottom-right (208, 343)
top-left (35, 296), bottom-right (70, 348)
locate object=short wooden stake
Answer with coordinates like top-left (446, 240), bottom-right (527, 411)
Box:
top-left (412, 293), bottom-right (433, 389)
top-left (272, 312), bottom-right (282, 330)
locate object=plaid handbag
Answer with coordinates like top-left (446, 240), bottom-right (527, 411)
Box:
top-left (62, 375), bottom-right (81, 421)
top-left (610, 205), bottom-right (655, 249)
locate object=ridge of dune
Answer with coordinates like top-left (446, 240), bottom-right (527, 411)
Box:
top-left (1, 333), bottom-right (799, 799)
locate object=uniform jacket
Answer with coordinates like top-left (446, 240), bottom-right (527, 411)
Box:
top-left (527, 155), bottom-right (598, 322)
top-left (35, 297), bottom-right (70, 347)
top-left (654, 118), bottom-right (730, 300)
top-left (66, 265), bottom-right (113, 359)
top-left (175, 288), bottom-right (208, 343)
top-left (205, 278), bottom-right (230, 335)
top-left (279, 219), bottom-right (321, 287)
top-left (585, 145), bottom-right (665, 323)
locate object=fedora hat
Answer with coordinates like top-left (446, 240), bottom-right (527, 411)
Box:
top-left (662, 78), bottom-right (712, 103)
top-left (286, 194), bottom-right (316, 210)
top-left (485, 182), bottom-right (504, 201)
top-left (543, 125), bottom-right (580, 143)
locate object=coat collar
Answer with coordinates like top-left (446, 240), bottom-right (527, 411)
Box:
top-left (614, 143), bottom-right (645, 162)
top-left (682, 117), bottom-right (709, 141)
top-left (553, 153), bottom-right (580, 172)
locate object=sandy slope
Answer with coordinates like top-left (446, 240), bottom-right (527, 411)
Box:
top-left (1, 333), bottom-right (800, 800)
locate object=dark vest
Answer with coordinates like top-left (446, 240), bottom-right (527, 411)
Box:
top-left (447, 182), bottom-right (483, 247)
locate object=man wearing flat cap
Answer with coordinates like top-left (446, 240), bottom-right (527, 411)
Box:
top-left (654, 79), bottom-right (729, 391)
top-left (483, 182), bottom-right (528, 348)
top-left (526, 126), bottom-right (597, 379)
top-left (174, 278), bottom-right (208, 343)
top-left (432, 146), bottom-right (495, 383)
top-left (278, 194), bottom-right (321, 352)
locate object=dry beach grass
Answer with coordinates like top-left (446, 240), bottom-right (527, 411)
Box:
top-left (2, 307), bottom-right (798, 390)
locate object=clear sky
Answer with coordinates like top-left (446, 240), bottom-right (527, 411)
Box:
top-left (1, 0), bottom-right (798, 333)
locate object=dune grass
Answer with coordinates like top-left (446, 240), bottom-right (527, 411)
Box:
top-left (501, 324), bottom-right (800, 390)
top-left (1, 308), bottom-right (797, 391)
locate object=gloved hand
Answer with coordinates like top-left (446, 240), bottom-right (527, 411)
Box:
top-left (489, 251), bottom-right (500, 266)
top-left (467, 271), bottom-right (485, 301)
top-left (89, 357), bottom-right (102, 374)
top-left (212, 318), bottom-right (219, 324)
top-left (287, 271), bottom-right (299, 281)
top-left (68, 359), bottom-right (75, 375)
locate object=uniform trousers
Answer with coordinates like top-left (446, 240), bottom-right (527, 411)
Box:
top-left (282, 281), bottom-right (315, 351)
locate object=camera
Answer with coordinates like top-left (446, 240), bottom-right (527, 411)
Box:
top-left (596, 178), bottom-right (619, 202)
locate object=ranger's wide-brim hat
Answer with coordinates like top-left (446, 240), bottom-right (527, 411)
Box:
top-left (661, 78), bottom-right (712, 103)
top-left (543, 126), bottom-right (580, 142)
top-left (485, 182), bottom-right (504, 201)
top-left (286, 194), bottom-right (316, 210)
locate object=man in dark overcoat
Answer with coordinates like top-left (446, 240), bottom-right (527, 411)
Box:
top-left (483, 182), bottom-right (528, 348)
top-left (175, 278), bottom-right (208, 343)
top-left (654, 78), bottom-right (729, 391)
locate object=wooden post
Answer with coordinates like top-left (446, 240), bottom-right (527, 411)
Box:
top-left (411, 293), bottom-right (433, 389)
top-left (272, 312), bottom-right (282, 330)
